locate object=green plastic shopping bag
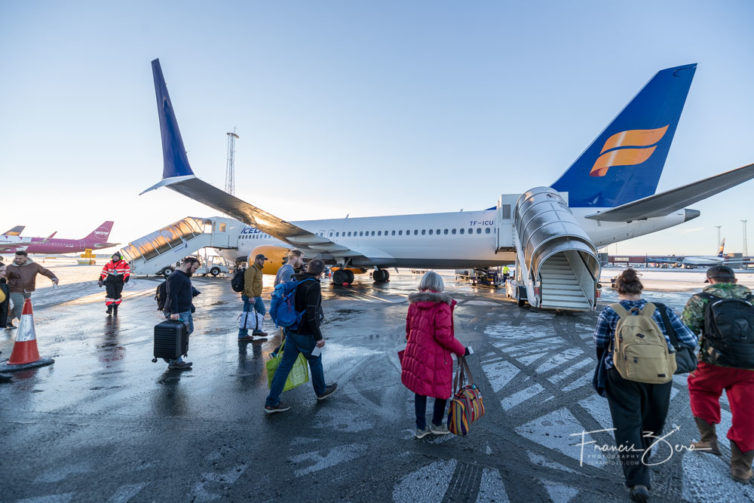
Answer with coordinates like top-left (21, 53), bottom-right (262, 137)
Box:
top-left (266, 342), bottom-right (310, 392)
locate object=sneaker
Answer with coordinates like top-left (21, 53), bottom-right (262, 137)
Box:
top-left (415, 427), bottom-right (431, 439)
top-left (629, 485), bottom-right (649, 502)
top-left (252, 330), bottom-right (268, 337)
top-left (264, 402), bottom-right (291, 414)
top-left (168, 361), bottom-right (193, 370)
top-left (430, 423), bottom-right (450, 435)
top-left (316, 383), bottom-right (338, 401)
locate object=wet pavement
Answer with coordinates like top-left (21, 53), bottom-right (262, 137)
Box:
top-left (1, 265), bottom-right (754, 502)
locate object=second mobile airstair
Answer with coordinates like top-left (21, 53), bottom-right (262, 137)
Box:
top-left (500, 187), bottom-right (600, 311)
top-left (119, 217), bottom-right (241, 276)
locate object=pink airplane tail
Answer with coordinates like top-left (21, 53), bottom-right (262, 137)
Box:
top-left (83, 221), bottom-right (114, 243)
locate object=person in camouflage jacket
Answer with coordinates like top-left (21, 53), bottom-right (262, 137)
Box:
top-left (682, 265), bottom-right (754, 483)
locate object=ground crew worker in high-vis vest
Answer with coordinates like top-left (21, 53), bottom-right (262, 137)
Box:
top-left (98, 252), bottom-right (131, 315)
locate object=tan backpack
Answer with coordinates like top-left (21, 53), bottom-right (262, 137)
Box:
top-left (611, 303), bottom-right (676, 384)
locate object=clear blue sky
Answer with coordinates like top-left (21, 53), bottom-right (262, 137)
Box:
top-left (1, 1), bottom-right (753, 255)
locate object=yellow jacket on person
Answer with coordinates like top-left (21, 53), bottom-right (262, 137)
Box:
top-left (244, 263), bottom-right (264, 297)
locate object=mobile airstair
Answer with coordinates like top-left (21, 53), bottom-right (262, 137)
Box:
top-left (119, 217), bottom-right (241, 276)
top-left (500, 187), bottom-right (600, 311)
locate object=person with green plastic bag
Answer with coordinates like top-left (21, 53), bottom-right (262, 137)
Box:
top-left (264, 259), bottom-right (337, 414)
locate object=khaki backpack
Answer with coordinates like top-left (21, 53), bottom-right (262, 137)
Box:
top-left (611, 303), bottom-right (676, 384)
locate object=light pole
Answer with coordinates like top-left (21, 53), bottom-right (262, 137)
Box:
top-left (743, 220), bottom-right (749, 257)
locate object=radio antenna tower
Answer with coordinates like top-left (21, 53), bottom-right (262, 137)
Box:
top-left (225, 128), bottom-right (239, 195)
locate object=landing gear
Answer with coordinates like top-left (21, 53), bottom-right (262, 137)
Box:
top-left (333, 269), bottom-right (355, 286)
top-left (372, 269), bottom-right (389, 283)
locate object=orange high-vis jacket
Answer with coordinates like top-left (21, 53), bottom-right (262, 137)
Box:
top-left (99, 260), bottom-right (131, 281)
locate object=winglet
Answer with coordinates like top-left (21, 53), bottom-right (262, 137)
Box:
top-left (151, 58), bottom-right (194, 180)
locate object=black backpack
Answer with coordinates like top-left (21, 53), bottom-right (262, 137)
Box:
top-left (700, 292), bottom-right (754, 368)
top-left (155, 281), bottom-right (167, 311)
top-left (231, 268), bottom-right (245, 293)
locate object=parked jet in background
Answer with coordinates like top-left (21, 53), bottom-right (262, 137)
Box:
top-left (1, 226), bottom-right (25, 237)
top-left (0, 221), bottom-right (117, 254)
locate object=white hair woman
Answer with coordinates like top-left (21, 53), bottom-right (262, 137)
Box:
top-left (400, 271), bottom-right (468, 438)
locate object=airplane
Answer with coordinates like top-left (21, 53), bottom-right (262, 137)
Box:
top-left (0, 221), bottom-right (118, 254)
top-left (1, 226), bottom-right (25, 237)
top-left (143, 59), bottom-right (754, 290)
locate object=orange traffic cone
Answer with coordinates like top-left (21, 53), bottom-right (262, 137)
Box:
top-left (0, 298), bottom-right (54, 372)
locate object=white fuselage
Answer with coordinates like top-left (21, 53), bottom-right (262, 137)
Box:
top-left (227, 206), bottom-right (689, 269)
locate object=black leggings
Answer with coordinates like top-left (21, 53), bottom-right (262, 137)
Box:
top-left (415, 394), bottom-right (447, 429)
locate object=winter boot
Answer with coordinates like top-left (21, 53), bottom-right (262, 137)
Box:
top-left (113, 304), bottom-right (118, 316)
top-left (691, 417), bottom-right (721, 456)
top-left (106, 304), bottom-right (112, 315)
top-left (730, 440), bottom-right (754, 483)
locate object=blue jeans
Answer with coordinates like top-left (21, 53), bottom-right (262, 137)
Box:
top-left (239, 295), bottom-right (267, 337)
top-left (265, 332), bottom-right (326, 406)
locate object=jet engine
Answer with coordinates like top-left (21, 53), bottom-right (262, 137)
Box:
top-left (249, 245), bottom-right (293, 275)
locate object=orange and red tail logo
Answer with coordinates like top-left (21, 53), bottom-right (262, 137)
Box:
top-left (590, 125), bottom-right (668, 177)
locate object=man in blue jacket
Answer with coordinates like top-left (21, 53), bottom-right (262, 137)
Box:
top-left (164, 256), bottom-right (201, 370)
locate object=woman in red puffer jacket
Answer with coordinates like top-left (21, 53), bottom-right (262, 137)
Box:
top-left (401, 271), bottom-right (468, 438)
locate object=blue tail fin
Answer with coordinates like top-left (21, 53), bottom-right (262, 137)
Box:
top-left (151, 59), bottom-right (194, 179)
top-left (551, 64), bottom-right (696, 208)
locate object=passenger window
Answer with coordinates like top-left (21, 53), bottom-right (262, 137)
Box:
top-left (436, 229), bottom-right (440, 235)
top-left (468, 228), bottom-right (473, 235)
top-left (452, 229), bottom-right (456, 235)
top-left (359, 231), bottom-right (364, 236)
top-left (348, 232), bottom-right (352, 237)
top-left (476, 228), bottom-right (482, 234)
top-left (421, 230), bottom-right (426, 235)
top-left (398, 230), bottom-right (402, 236)
top-left (377, 231), bottom-right (382, 236)
top-left (443, 229), bottom-right (448, 235)
top-left (485, 228), bottom-right (491, 234)
top-left (371, 231), bottom-right (375, 236)
top-left (391, 230), bottom-right (395, 236)
top-left (428, 229), bottom-right (433, 235)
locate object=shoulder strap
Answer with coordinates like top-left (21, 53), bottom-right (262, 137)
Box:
top-left (641, 302), bottom-right (656, 317)
top-left (654, 302), bottom-right (679, 347)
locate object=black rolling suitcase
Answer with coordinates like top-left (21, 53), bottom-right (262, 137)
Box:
top-left (153, 319), bottom-right (188, 361)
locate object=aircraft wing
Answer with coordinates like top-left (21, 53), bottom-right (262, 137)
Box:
top-left (145, 59), bottom-right (371, 264)
top-left (143, 176), bottom-right (370, 262)
top-left (585, 163), bottom-right (754, 222)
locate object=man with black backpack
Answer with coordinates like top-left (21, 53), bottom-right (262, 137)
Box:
top-left (682, 265), bottom-right (754, 483)
top-left (264, 259), bottom-right (337, 414)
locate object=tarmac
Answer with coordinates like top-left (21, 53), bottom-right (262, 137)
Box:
top-left (1, 265), bottom-right (754, 502)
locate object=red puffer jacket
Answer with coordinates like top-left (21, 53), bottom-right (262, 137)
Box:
top-left (401, 291), bottom-right (466, 399)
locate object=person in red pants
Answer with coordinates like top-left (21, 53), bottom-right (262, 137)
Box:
top-left (682, 265), bottom-right (754, 483)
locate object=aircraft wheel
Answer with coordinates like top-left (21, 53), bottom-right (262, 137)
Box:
top-left (210, 267), bottom-right (221, 276)
top-left (345, 270), bottom-right (355, 284)
top-left (383, 270), bottom-right (390, 281)
top-left (333, 270), bottom-right (347, 285)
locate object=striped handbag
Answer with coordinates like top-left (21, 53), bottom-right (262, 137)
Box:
top-left (447, 356), bottom-right (485, 436)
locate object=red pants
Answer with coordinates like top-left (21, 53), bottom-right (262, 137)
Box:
top-left (688, 361), bottom-right (754, 452)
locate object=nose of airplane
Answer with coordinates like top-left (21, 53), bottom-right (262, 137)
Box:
top-left (684, 209), bottom-right (701, 222)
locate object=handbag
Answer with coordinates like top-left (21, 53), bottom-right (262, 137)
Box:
top-left (447, 356), bottom-right (485, 436)
top-left (266, 339), bottom-right (310, 392)
top-left (239, 311), bottom-right (265, 331)
top-left (656, 302), bottom-right (698, 374)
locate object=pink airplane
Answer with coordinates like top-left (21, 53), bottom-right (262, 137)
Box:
top-left (0, 221), bottom-right (118, 254)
